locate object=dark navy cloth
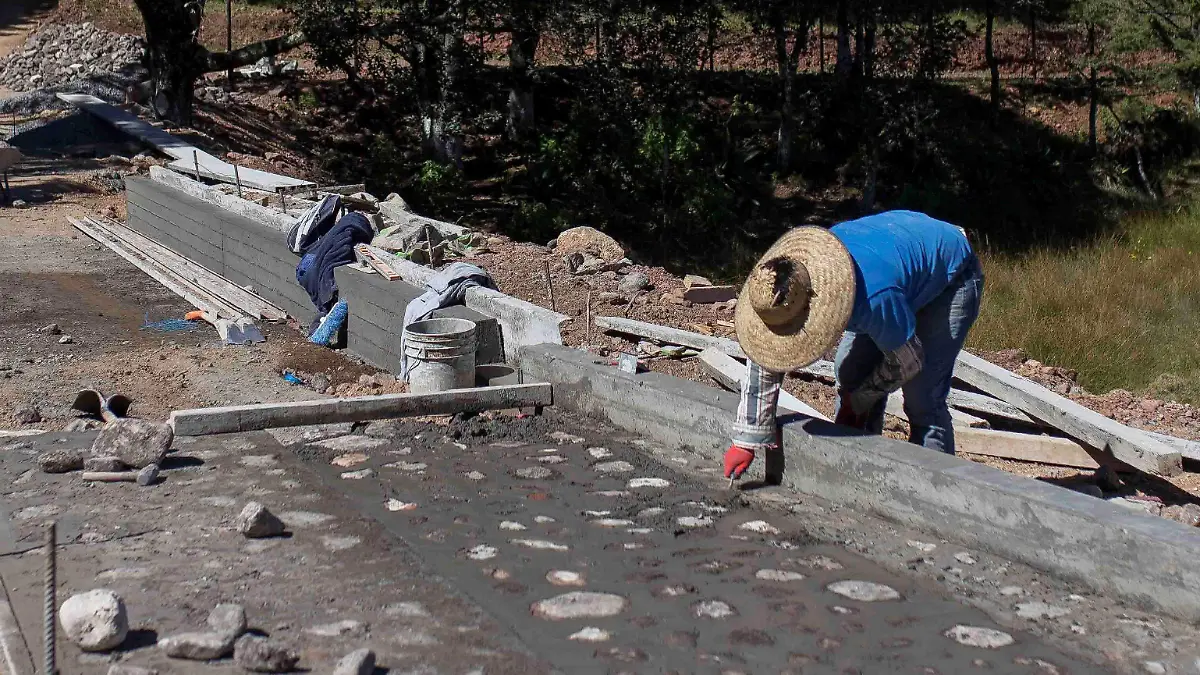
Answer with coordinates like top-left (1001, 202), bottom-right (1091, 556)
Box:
top-left (297, 211), bottom-right (375, 314)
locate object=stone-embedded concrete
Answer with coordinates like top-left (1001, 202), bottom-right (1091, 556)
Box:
top-left (519, 344), bottom-right (1200, 623)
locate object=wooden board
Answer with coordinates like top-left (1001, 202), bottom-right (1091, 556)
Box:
top-left (698, 348), bottom-right (830, 421)
top-left (170, 383), bottom-right (554, 435)
top-left (68, 216), bottom-right (243, 321)
top-left (954, 351), bottom-right (1182, 476)
top-left (89, 217), bottom-right (288, 322)
top-left (355, 244), bottom-right (401, 281)
top-left (956, 427), bottom-right (1101, 469)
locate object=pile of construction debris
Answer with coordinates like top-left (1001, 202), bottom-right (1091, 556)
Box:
top-left (0, 23), bottom-right (143, 92)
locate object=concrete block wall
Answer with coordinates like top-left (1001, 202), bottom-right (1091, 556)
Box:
top-left (125, 177), bottom-right (503, 374)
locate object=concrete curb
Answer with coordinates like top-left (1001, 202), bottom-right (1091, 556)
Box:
top-left (520, 344), bottom-right (1200, 622)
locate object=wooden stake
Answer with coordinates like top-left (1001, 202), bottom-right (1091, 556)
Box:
top-left (585, 290), bottom-right (592, 344)
top-left (192, 150), bottom-right (201, 181)
top-left (232, 164), bottom-right (243, 198)
top-left (544, 260), bottom-right (556, 312)
top-left (279, 192), bottom-right (287, 215)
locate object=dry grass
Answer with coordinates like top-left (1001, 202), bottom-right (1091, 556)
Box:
top-left (971, 206), bottom-right (1200, 402)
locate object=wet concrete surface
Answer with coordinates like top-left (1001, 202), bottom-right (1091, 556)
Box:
top-left (291, 410), bottom-right (1112, 674)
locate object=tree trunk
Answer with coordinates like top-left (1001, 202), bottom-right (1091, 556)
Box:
top-left (1135, 143), bottom-right (1157, 200)
top-left (1088, 22), bottom-right (1098, 152)
top-left (1028, 7), bottom-right (1037, 80)
top-left (774, 17), bottom-right (795, 171)
top-left (853, 15), bottom-right (864, 76)
top-left (706, 5), bottom-right (719, 71)
top-left (836, 0), bottom-right (852, 76)
top-left (134, 0), bottom-right (206, 124)
top-left (507, 10), bottom-right (540, 142)
top-left (818, 16), bottom-right (825, 73)
top-left (863, 12), bottom-right (876, 78)
top-left (986, 0), bottom-right (1000, 113)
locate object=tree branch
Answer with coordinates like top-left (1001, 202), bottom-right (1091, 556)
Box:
top-left (203, 31), bottom-right (308, 72)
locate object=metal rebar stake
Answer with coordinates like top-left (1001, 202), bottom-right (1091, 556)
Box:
top-left (43, 522), bottom-right (56, 675)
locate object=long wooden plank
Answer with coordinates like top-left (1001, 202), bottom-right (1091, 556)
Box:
top-left (68, 216), bottom-right (243, 320)
top-left (956, 428), bottom-right (1101, 469)
top-left (90, 217), bottom-right (287, 322)
top-left (954, 351), bottom-right (1182, 476)
top-left (698, 349), bottom-right (830, 421)
top-left (597, 316), bottom-right (1032, 425)
top-left (170, 383), bottom-right (553, 435)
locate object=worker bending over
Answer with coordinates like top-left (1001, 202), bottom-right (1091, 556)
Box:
top-left (725, 210), bottom-right (984, 481)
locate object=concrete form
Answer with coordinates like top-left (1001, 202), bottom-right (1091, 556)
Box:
top-left (520, 344), bottom-right (1200, 622)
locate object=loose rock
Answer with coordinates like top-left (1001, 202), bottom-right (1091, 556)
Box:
top-left (58, 335), bottom-right (74, 344)
top-left (515, 466), bottom-right (553, 480)
top-left (738, 520), bottom-right (780, 535)
top-left (306, 619), bottom-right (368, 637)
top-left (207, 603), bottom-right (247, 641)
top-left (38, 448), bottom-right (84, 473)
top-left (14, 407), bottom-right (41, 424)
top-left (91, 418), bottom-right (172, 469)
top-left (555, 226), bottom-right (626, 261)
top-left (65, 418), bottom-right (101, 432)
top-left (236, 502), bottom-right (286, 538)
top-left (531, 592), bottom-right (628, 620)
top-left (159, 632), bottom-right (234, 659)
top-left (569, 627), bottom-right (611, 642)
top-left (755, 569), bottom-right (805, 582)
top-left (60, 589), bottom-right (129, 652)
top-left (618, 272), bottom-right (650, 294)
top-left (234, 634), bottom-right (300, 672)
top-left (332, 648), bottom-right (375, 675)
top-left (1015, 601), bottom-right (1070, 620)
top-left (593, 460), bottom-right (634, 474)
top-left (692, 600), bottom-right (736, 619)
top-left (39, 323), bottom-right (61, 335)
top-left (547, 570), bottom-right (585, 586)
top-left (83, 456), bottom-right (124, 472)
top-left (136, 464), bottom-right (159, 486)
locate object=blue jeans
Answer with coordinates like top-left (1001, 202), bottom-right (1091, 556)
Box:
top-left (832, 257), bottom-right (984, 454)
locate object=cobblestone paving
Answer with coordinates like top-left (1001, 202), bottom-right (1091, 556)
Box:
top-left (293, 411), bottom-right (1111, 674)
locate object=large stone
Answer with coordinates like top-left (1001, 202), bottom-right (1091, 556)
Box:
top-left (207, 603), bottom-right (247, 641)
top-left (234, 634), bottom-right (300, 672)
top-left (236, 502), bottom-right (286, 538)
top-left (91, 418), bottom-right (172, 469)
top-left (555, 226), bottom-right (626, 261)
top-left (531, 592), bottom-right (628, 620)
top-left (38, 448), bottom-right (84, 473)
top-left (333, 648), bottom-right (375, 675)
top-left (943, 625), bottom-right (1014, 649)
top-left (159, 632), bottom-right (234, 659)
top-left (60, 589), bottom-right (128, 652)
top-left (13, 407), bottom-right (41, 424)
top-left (84, 456), bottom-right (125, 472)
top-left (826, 580), bottom-right (902, 602)
top-left (593, 460), bottom-right (634, 474)
top-left (618, 272), bottom-right (651, 294)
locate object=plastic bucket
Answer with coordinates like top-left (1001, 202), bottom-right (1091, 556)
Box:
top-left (403, 318), bottom-right (477, 394)
top-left (475, 364), bottom-right (519, 387)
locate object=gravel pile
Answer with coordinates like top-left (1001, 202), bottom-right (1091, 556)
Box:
top-left (0, 22), bottom-right (144, 92)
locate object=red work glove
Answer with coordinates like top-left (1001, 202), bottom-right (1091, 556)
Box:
top-left (834, 405), bottom-right (868, 430)
top-left (723, 444), bottom-right (756, 479)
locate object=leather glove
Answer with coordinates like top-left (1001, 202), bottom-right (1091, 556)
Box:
top-left (723, 444), bottom-right (756, 479)
top-left (835, 388), bottom-right (874, 429)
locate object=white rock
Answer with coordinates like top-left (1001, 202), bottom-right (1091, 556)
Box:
top-left (738, 520), bottom-right (780, 535)
top-left (331, 452), bottom-right (369, 467)
top-left (313, 435), bottom-right (387, 451)
top-left (386, 461), bottom-right (427, 472)
top-left (638, 507), bottom-right (666, 517)
top-left (340, 468), bottom-right (375, 480)
top-left (587, 447), bottom-right (612, 459)
top-left (499, 521), bottom-right (526, 531)
top-left (548, 431), bottom-right (584, 444)
top-left (464, 471), bottom-right (486, 480)
top-left (1142, 662), bottom-right (1167, 675)
top-left (954, 552), bottom-right (978, 565)
top-left (906, 540), bottom-right (937, 553)
top-left (158, 631), bottom-right (233, 659)
top-left (321, 536), bottom-right (361, 551)
top-left (465, 545), bottom-right (498, 560)
top-left (593, 490), bottom-right (631, 497)
top-left (511, 539), bottom-right (569, 551)
top-left (755, 569), bottom-right (806, 582)
top-left (333, 648), bottom-right (376, 675)
top-left (384, 602), bottom-right (429, 617)
top-left (534, 515), bottom-right (556, 523)
top-left (537, 455), bottom-right (567, 464)
top-left (569, 627), bottom-right (611, 642)
top-left (999, 586), bottom-right (1025, 597)
top-left (531, 592), bottom-right (627, 620)
top-left (628, 477), bottom-right (670, 488)
top-left (385, 499), bottom-right (417, 511)
top-left (827, 580), bottom-right (902, 602)
top-left (91, 418), bottom-right (172, 469)
top-left (943, 625), bottom-right (1015, 649)
top-left (516, 466), bottom-right (554, 479)
top-left (677, 516), bottom-right (714, 528)
top-left (1015, 601), bottom-right (1070, 620)
top-left (692, 600), bottom-right (736, 619)
top-left (592, 519), bottom-right (634, 527)
top-left (658, 585), bottom-right (693, 597)
top-left (547, 570), bottom-right (585, 586)
top-left (60, 589), bottom-right (128, 651)
top-left (790, 555), bottom-right (844, 570)
top-left (627, 528), bottom-right (654, 534)
top-left (594, 461), bottom-right (634, 474)
top-left (584, 510), bottom-right (611, 517)
top-left (207, 603), bottom-right (247, 641)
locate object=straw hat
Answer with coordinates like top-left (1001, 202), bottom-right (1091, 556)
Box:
top-left (735, 227), bottom-right (856, 373)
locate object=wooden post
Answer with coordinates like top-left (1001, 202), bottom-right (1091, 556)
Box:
top-left (279, 192), bottom-right (288, 215)
top-left (585, 290), bottom-right (592, 344)
top-left (226, 0), bottom-right (234, 91)
top-left (543, 260), bottom-right (556, 311)
top-left (192, 150), bottom-right (201, 182)
top-left (232, 164), bottom-right (243, 198)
